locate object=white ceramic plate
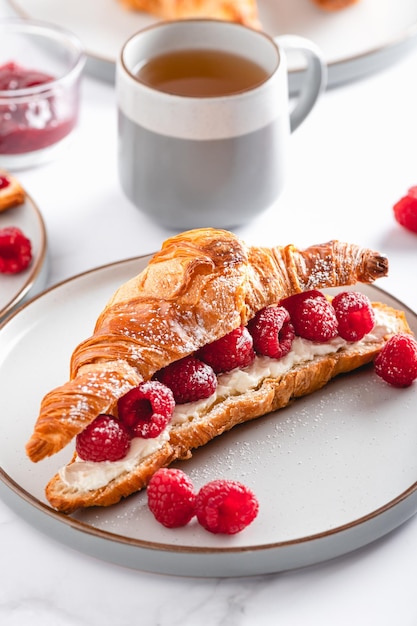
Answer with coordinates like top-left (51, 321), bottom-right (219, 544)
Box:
top-left (1, 256), bottom-right (417, 577)
top-left (8, 0), bottom-right (417, 89)
top-left (0, 193), bottom-right (48, 322)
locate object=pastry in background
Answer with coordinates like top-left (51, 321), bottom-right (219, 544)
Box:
top-left (118, 0), bottom-right (261, 28)
top-left (117, 0), bottom-right (360, 29)
top-left (311, 0), bottom-right (360, 10)
top-left (0, 170), bottom-right (25, 212)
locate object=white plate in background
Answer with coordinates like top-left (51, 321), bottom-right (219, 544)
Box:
top-left (8, 0), bottom-right (417, 89)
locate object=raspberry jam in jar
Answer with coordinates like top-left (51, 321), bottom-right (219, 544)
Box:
top-left (0, 62), bottom-right (77, 156)
top-left (0, 19), bottom-right (85, 169)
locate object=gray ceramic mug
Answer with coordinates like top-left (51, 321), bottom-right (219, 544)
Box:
top-left (117, 19), bottom-right (326, 229)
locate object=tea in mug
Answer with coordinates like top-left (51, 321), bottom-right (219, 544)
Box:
top-left (135, 49), bottom-right (270, 97)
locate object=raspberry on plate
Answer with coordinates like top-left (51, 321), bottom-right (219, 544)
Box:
top-left (154, 355), bottom-right (217, 404)
top-left (195, 479), bottom-right (259, 534)
top-left (0, 226), bottom-right (32, 274)
top-left (332, 291), bottom-right (376, 341)
top-left (393, 187), bottom-right (417, 234)
top-left (147, 468), bottom-right (197, 528)
top-left (117, 380), bottom-right (175, 438)
top-left (197, 326), bottom-right (255, 373)
top-left (247, 305), bottom-right (295, 359)
top-left (374, 333), bottom-right (417, 387)
top-left (281, 290), bottom-right (338, 343)
top-left (75, 414), bottom-right (131, 462)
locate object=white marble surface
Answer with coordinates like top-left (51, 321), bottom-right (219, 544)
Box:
top-left (2, 1), bottom-right (417, 624)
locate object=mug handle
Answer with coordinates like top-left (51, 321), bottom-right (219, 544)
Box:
top-left (275, 35), bottom-right (327, 133)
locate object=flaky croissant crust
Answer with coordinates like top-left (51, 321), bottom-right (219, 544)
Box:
top-left (118, 0), bottom-right (261, 28)
top-left (26, 228), bottom-right (388, 462)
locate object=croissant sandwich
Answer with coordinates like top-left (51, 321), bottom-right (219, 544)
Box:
top-left (25, 228), bottom-right (411, 513)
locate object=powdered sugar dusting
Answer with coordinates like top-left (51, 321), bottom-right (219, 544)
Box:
top-left (61, 305), bottom-right (400, 491)
top-left (304, 256), bottom-right (333, 290)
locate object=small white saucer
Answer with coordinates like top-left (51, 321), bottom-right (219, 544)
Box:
top-left (0, 192), bottom-right (48, 321)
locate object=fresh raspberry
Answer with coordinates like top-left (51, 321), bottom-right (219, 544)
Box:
top-left (195, 479), bottom-right (259, 534)
top-left (75, 414), bottom-right (131, 462)
top-left (374, 333), bottom-right (417, 387)
top-left (0, 226), bottom-right (32, 274)
top-left (332, 291), bottom-right (376, 341)
top-left (247, 305), bottom-right (295, 359)
top-left (280, 289), bottom-right (325, 316)
top-left (147, 468), bottom-right (197, 528)
top-left (0, 175), bottom-right (11, 190)
top-left (281, 290), bottom-right (338, 343)
top-left (117, 380), bottom-right (175, 438)
top-left (393, 187), bottom-right (417, 234)
top-left (154, 356), bottom-right (217, 404)
top-left (197, 326), bottom-right (255, 373)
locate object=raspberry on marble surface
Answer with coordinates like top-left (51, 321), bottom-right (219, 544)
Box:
top-left (393, 187), bottom-right (417, 234)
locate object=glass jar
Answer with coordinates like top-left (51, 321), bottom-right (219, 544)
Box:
top-left (0, 18), bottom-right (85, 169)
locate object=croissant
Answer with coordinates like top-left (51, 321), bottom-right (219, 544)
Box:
top-left (117, 0), bottom-right (360, 28)
top-left (26, 229), bottom-right (389, 466)
top-left (118, 0), bottom-right (261, 28)
top-left (312, 0), bottom-right (360, 10)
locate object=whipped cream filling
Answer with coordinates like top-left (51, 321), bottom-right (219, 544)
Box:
top-left (171, 308), bottom-right (395, 424)
top-left (60, 429), bottom-right (170, 491)
top-left (60, 308), bottom-right (397, 491)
